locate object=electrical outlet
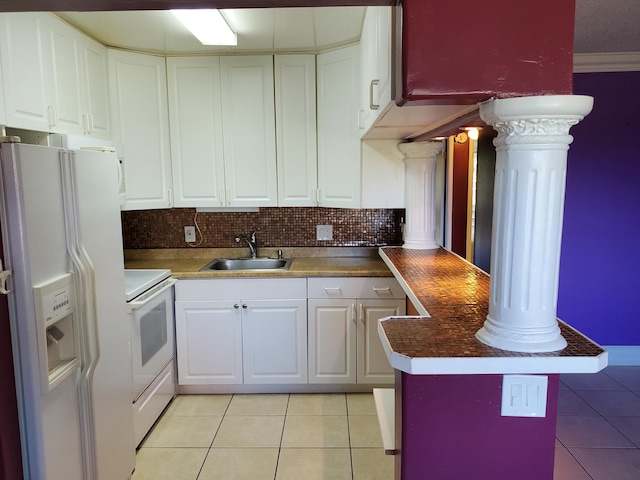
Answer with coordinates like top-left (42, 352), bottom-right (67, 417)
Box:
top-left (501, 375), bottom-right (548, 417)
top-left (184, 226), bottom-right (196, 243)
top-left (316, 225), bottom-right (333, 241)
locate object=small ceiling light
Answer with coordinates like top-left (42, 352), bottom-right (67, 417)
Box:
top-left (460, 127), bottom-right (482, 141)
top-left (172, 9), bottom-right (237, 46)
top-left (430, 136), bottom-right (448, 141)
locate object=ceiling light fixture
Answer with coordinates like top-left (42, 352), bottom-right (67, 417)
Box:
top-left (172, 9), bottom-right (237, 46)
top-left (460, 126), bottom-right (482, 141)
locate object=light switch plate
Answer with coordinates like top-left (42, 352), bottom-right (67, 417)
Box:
top-left (316, 225), bottom-right (333, 241)
top-left (501, 375), bottom-right (548, 417)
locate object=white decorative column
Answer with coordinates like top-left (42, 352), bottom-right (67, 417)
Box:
top-left (399, 141), bottom-right (444, 249)
top-left (476, 95), bottom-right (593, 353)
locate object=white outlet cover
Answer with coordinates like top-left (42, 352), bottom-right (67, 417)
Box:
top-left (316, 225), bottom-right (333, 241)
top-left (501, 375), bottom-right (548, 417)
top-left (184, 226), bottom-right (196, 242)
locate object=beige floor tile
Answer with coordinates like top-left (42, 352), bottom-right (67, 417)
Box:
top-left (281, 415), bottom-right (349, 448)
top-left (143, 415), bottom-right (222, 448)
top-left (349, 415), bottom-right (383, 447)
top-left (199, 448), bottom-right (279, 480)
top-left (346, 393), bottom-right (377, 415)
top-left (132, 447), bottom-right (207, 480)
top-left (212, 415), bottom-right (285, 447)
top-left (351, 448), bottom-right (394, 480)
top-left (287, 394), bottom-right (347, 416)
top-left (226, 394), bottom-right (289, 415)
top-left (276, 448), bottom-right (352, 480)
top-left (166, 394), bottom-right (232, 416)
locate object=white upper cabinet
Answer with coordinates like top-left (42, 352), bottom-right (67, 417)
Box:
top-left (317, 44), bottom-right (361, 209)
top-left (0, 13), bottom-right (52, 132)
top-left (220, 56), bottom-right (277, 207)
top-left (359, 6), bottom-right (392, 136)
top-left (45, 15), bottom-right (84, 134)
top-left (78, 35), bottom-right (111, 139)
top-left (167, 57), bottom-right (226, 208)
top-left (275, 54), bottom-right (318, 207)
top-left (0, 13), bottom-right (110, 138)
top-left (109, 49), bottom-right (172, 210)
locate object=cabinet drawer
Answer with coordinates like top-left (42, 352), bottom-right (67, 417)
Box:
top-left (307, 277), bottom-right (404, 299)
top-left (175, 278), bottom-right (307, 301)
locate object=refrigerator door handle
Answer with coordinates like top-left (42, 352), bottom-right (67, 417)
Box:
top-left (59, 149), bottom-right (100, 480)
top-left (0, 258), bottom-right (11, 294)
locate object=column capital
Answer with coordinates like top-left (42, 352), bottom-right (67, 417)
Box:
top-left (480, 95), bottom-right (594, 147)
top-left (398, 141), bottom-right (444, 160)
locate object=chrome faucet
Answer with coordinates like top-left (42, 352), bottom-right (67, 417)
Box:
top-left (235, 232), bottom-right (258, 258)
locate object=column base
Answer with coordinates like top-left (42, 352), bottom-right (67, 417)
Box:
top-left (402, 239), bottom-right (439, 250)
top-left (476, 318), bottom-right (568, 353)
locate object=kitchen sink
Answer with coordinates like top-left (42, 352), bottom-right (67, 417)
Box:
top-left (200, 257), bottom-right (293, 271)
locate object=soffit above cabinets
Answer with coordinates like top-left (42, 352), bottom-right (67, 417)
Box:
top-left (57, 7), bottom-right (366, 55)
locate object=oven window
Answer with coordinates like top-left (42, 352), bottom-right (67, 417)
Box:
top-left (140, 302), bottom-right (168, 366)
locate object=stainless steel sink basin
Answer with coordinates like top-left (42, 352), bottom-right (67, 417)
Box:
top-left (200, 257), bottom-right (293, 271)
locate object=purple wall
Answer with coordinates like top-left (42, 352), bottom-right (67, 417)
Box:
top-left (558, 71), bottom-right (640, 345)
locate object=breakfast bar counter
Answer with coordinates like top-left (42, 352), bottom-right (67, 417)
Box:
top-left (375, 246), bottom-right (607, 480)
top-left (377, 246), bottom-right (607, 374)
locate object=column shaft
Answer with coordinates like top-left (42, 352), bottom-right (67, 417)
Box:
top-left (399, 142), bottom-right (444, 250)
top-left (476, 95), bottom-right (593, 352)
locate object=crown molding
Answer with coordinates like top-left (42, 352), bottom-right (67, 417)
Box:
top-left (574, 52), bottom-right (640, 73)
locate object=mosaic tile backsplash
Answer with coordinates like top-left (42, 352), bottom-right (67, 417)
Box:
top-left (121, 207), bottom-right (405, 249)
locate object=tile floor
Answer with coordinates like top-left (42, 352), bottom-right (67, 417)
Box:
top-left (133, 366), bottom-right (640, 480)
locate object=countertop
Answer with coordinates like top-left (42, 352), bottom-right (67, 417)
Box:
top-left (377, 246), bottom-right (608, 375)
top-left (123, 247), bottom-right (394, 279)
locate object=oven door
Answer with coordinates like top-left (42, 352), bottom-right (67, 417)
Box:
top-left (128, 278), bottom-right (177, 401)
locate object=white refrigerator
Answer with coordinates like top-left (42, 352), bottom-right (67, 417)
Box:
top-left (0, 139), bottom-right (135, 479)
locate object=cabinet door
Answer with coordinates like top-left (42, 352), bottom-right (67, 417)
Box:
top-left (317, 45), bottom-right (361, 208)
top-left (220, 56), bottom-right (277, 207)
top-left (242, 299), bottom-right (307, 384)
top-left (79, 35), bottom-right (111, 138)
top-left (356, 299), bottom-right (405, 384)
top-left (45, 15), bottom-right (84, 135)
top-left (275, 54), bottom-right (317, 207)
top-left (109, 49), bottom-right (173, 210)
top-left (360, 6), bottom-right (392, 135)
top-left (0, 13), bottom-right (52, 131)
top-left (175, 300), bottom-right (242, 385)
top-left (167, 57), bottom-right (226, 207)
top-left (308, 299), bottom-right (357, 384)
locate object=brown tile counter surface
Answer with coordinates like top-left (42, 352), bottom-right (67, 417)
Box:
top-left (124, 247), bottom-right (393, 279)
top-left (378, 246), bottom-right (607, 375)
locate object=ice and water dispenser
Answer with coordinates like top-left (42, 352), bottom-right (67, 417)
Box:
top-left (33, 273), bottom-right (80, 392)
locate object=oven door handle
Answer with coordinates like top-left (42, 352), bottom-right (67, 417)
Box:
top-left (128, 278), bottom-right (178, 311)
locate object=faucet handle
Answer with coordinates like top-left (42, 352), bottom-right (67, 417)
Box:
top-left (277, 249), bottom-right (283, 259)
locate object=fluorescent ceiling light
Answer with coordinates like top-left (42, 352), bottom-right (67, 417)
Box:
top-left (172, 9), bottom-right (237, 46)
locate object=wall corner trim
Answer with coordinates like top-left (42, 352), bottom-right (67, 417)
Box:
top-left (574, 52), bottom-right (640, 73)
top-left (603, 346), bottom-right (640, 366)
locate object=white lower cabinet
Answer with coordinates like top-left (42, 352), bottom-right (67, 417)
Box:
top-left (308, 277), bottom-right (405, 384)
top-left (175, 278), bottom-right (307, 385)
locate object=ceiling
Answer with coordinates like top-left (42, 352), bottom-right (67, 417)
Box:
top-left (57, 8), bottom-right (367, 55)
top-left (56, 0), bottom-right (640, 56)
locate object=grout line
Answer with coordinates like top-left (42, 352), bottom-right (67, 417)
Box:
top-left (273, 394), bottom-right (290, 480)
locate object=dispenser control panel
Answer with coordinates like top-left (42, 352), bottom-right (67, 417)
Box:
top-left (34, 273), bottom-right (75, 326)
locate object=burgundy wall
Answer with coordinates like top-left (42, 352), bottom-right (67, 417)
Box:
top-left (0, 240), bottom-right (24, 480)
top-left (451, 139), bottom-right (470, 258)
top-left (400, 0), bottom-right (575, 104)
top-left (558, 71), bottom-right (640, 345)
